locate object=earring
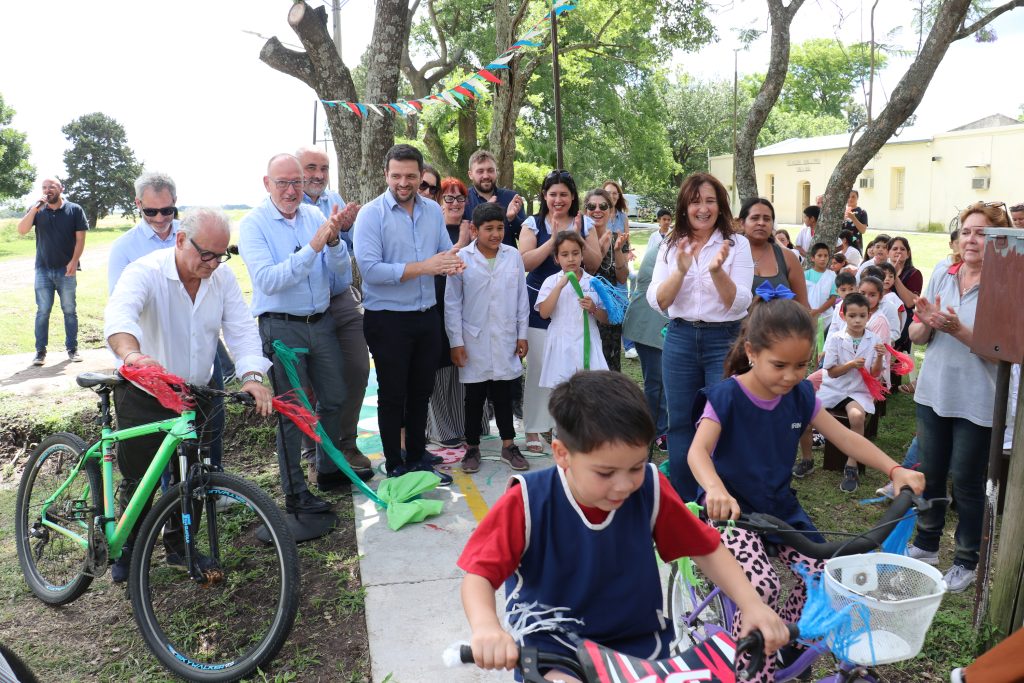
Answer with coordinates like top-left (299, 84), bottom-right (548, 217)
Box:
top-left (748, 358), bottom-right (755, 368)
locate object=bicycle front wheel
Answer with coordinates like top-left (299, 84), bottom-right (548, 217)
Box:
top-left (15, 432), bottom-right (100, 605)
top-left (129, 472), bottom-right (300, 682)
top-left (666, 560), bottom-right (730, 654)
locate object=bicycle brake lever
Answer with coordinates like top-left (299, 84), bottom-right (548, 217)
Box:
top-left (913, 495), bottom-right (950, 513)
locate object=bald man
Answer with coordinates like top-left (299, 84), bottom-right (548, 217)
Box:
top-left (17, 178), bottom-right (89, 366)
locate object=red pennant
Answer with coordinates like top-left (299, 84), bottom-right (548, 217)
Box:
top-left (858, 367), bottom-right (890, 402)
top-left (272, 391), bottom-right (321, 443)
top-left (885, 344), bottom-right (915, 376)
top-left (407, 100), bottom-right (423, 111)
top-left (453, 86), bottom-right (475, 99)
top-left (384, 103), bottom-right (401, 113)
top-left (345, 102), bottom-right (363, 118)
top-left (477, 69), bottom-right (505, 85)
top-left (119, 364), bottom-right (189, 413)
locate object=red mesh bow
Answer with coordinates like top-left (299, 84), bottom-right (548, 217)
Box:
top-left (119, 364), bottom-right (190, 413)
top-left (858, 367), bottom-right (890, 402)
top-left (885, 344), bottom-right (915, 376)
top-left (271, 391), bottom-right (321, 443)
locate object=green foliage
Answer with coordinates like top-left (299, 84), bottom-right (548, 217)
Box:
top-left (60, 112), bottom-right (143, 228)
top-left (779, 39), bottom-right (883, 120)
top-left (760, 109), bottom-right (848, 147)
top-left (512, 161), bottom-right (548, 214)
top-left (0, 94), bottom-right (35, 201)
top-left (661, 75), bottom-right (737, 182)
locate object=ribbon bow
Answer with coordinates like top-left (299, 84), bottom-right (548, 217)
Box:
top-left (755, 282), bottom-right (797, 301)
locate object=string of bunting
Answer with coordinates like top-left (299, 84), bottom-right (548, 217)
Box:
top-left (321, 0), bottom-right (577, 117)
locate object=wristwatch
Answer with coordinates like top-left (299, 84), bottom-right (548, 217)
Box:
top-left (326, 236), bottom-right (341, 248)
top-left (241, 372), bottom-right (265, 385)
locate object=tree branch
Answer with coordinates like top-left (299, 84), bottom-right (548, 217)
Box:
top-left (953, 0), bottom-right (1024, 40)
top-left (427, 0), bottom-right (448, 64)
top-left (260, 37), bottom-right (316, 89)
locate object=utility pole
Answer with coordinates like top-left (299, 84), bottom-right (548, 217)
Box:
top-left (331, 0), bottom-right (347, 58)
top-left (550, 1), bottom-right (565, 170)
top-left (731, 48), bottom-right (739, 209)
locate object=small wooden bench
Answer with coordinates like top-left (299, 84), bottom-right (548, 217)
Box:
top-left (822, 401), bottom-right (883, 473)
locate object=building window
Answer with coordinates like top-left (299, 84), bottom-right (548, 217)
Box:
top-left (766, 174), bottom-right (775, 203)
top-left (891, 168), bottom-right (905, 210)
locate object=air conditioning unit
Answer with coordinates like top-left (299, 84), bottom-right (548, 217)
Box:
top-left (858, 177), bottom-right (874, 189)
top-left (972, 177), bottom-right (991, 190)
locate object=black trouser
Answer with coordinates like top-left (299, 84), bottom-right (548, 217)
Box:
top-left (465, 379), bottom-right (516, 446)
top-left (363, 308), bottom-right (441, 473)
top-left (114, 382), bottom-right (214, 555)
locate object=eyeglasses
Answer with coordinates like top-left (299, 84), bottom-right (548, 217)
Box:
top-left (189, 238), bottom-right (231, 263)
top-left (586, 202), bottom-right (609, 212)
top-left (419, 181), bottom-right (438, 195)
top-left (141, 206), bottom-right (177, 217)
top-left (271, 179), bottom-right (304, 190)
top-left (442, 195), bottom-right (466, 204)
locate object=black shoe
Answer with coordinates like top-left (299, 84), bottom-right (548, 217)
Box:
top-left (285, 489), bottom-right (334, 514)
top-left (68, 350), bottom-right (83, 362)
top-left (32, 352), bottom-right (45, 366)
top-left (165, 550), bottom-right (219, 573)
top-left (410, 460), bottom-right (453, 486)
top-left (111, 549), bottom-right (131, 583)
top-left (315, 470), bottom-right (352, 492)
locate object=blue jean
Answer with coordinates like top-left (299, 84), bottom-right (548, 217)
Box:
top-left (902, 435), bottom-right (919, 469)
top-left (34, 268), bottom-right (78, 353)
top-left (662, 318), bottom-right (742, 500)
top-left (912, 403), bottom-right (992, 570)
top-left (634, 342), bottom-right (668, 436)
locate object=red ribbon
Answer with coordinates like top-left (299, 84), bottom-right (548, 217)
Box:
top-left (271, 391), bottom-right (322, 443)
top-left (858, 367), bottom-right (889, 402)
top-left (119, 364), bottom-right (189, 413)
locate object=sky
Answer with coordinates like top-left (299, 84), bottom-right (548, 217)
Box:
top-left (1, 0), bottom-right (1021, 207)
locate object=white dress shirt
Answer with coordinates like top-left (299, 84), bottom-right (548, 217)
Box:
top-left (444, 241), bottom-right (529, 384)
top-left (104, 247), bottom-right (271, 384)
top-left (647, 230), bottom-right (754, 322)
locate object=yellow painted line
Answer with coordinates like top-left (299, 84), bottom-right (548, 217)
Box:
top-left (451, 469), bottom-right (491, 522)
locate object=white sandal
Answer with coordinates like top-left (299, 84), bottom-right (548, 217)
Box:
top-left (525, 434), bottom-right (546, 453)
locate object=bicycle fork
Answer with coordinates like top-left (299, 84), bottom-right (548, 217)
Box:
top-left (177, 448), bottom-right (222, 585)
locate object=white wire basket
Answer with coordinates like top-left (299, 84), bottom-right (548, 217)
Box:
top-left (823, 552), bottom-right (946, 665)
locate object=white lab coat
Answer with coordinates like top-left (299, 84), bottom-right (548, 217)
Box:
top-left (818, 328), bottom-right (883, 414)
top-left (444, 241), bottom-right (529, 384)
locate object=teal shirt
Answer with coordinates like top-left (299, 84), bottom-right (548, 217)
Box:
top-left (622, 235), bottom-right (669, 348)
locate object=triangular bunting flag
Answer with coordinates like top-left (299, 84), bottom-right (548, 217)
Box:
top-left (478, 69), bottom-right (505, 84)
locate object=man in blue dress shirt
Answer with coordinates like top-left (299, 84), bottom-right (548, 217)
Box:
top-left (239, 153), bottom-right (352, 514)
top-left (297, 146), bottom-right (372, 474)
top-left (108, 172), bottom-right (181, 291)
top-left (354, 144), bottom-right (465, 484)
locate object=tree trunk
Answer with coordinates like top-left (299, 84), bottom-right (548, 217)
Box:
top-left (488, 1), bottom-right (537, 186)
top-left (734, 0), bottom-right (805, 202)
top-left (816, 0), bottom-right (973, 249)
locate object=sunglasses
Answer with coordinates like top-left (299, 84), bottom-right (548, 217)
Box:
top-left (442, 195), bottom-right (467, 204)
top-left (545, 169), bottom-right (572, 182)
top-left (419, 181), bottom-right (438, 195)
top-left (190, 238), bottom-right (231, 264)
top-left (141, 206), bottom-right (178, 217)
top-left (586, 202), bottom-right (609, 212)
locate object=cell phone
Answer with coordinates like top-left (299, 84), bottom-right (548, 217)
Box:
top-left (620, 239), bottom-right (630, 254)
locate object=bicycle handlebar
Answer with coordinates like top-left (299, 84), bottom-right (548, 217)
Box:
top-left (726, 488), bottom-right (921, 560)
top-left (188, 383), bottom-right (255, 406)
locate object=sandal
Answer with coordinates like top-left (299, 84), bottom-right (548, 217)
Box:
top-left (898, 380), bottom-right (917, 395)
top-left (525, 434), bottom-right (546, 453)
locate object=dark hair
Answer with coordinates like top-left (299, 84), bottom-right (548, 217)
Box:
top-left (860, 275), bottom-right (884, 299)
top-left (803, 205), bottom-right (820, 220)
top-left (838, 229), bottom-right (854, 246)
top-left (775, 229), bottom-right (792, 246)
top-left (869, 234), bottom-right (892, 249)
top-left (723, 299), bottom-right (815, 377)
top-left (584, 188), bottom-right (613, 213)
top-left (886, 236), bottom-right (915, 270)
top-left (841, 291), bottom-right (870, 313)
top-left (738, 197), bottom-right (776, 223)
top-left (472, 201), bottom-right (505, 228)
top-left (950, 228), bottom-right (960, 242)
top-left (656, 207), bottom-right (672, 219)
top-left (879, 262), bottom-right (897, 278)
top-left (384, 143), bottom-right (423, 172)
top-left (549, 371), bottom-right (655, 452)
top-left (552, 229), bottom-right (586, 255)
top-left (810, 242), bottom-right (830, 256)
top-left (538, 170), bottom-right (580, 223)
top-left (862, 265), bottom-right (884, 281)
top-left (832, 252), bottom-right (848, 265)
top-left (835, 271), bottom-right (857, 288)
top-left (602, 180), bottom-right (627, 213)
top-left (667, 173), bottom-right (734, 253)
top-left (421, 164), bottom-right (441, 188)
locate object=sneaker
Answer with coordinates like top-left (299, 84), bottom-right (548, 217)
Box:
top-left (811, 431), bottom-right (826, 449)
top-left (792, 459), bottom-right (815, 479)
top-left (165, 550), bottom-right (219, 573)
top-left (461, 446), bottom-right (481, 473)
top-left (215, 494), bottom-right (241, 511)
top-left (624, 347), bottom-right (639, 360)
top-left (68, 350), bottom-right (83, 362)
top-left (875, 481), bottom-right (895, 499)
top-left (284, 489), bottom-right (333, 514)
top-left (950, 667), bottom-right (966, 683)
top-left (343, 447), bottom-right (372, 470)
top-left (32, 352), bottom-right (45, 366)
top-left (410, 460), bottom-right (453, 486)
top-left (111, 549), bottom-right (131, 583)
top-left (907, 544), bottom-right (940, 566)
top-left (943, 564), bottom-right (976, 593)
top-left (654, 435), bottom-right (668, 452)
top-left (501, 444), bottom-right (529, 471)
top-left (839, 466), bottom-right (859, 493)
top-left (437, 438), bottom-right (464, 448)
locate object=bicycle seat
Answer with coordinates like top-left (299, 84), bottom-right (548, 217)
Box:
top-left (76, 372), bottom-right (124, 389)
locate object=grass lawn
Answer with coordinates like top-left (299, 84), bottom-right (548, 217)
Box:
top-left (0, 215), bottom-right (136, 261)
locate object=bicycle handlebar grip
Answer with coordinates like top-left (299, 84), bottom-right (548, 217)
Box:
top-left (460, 645), bottom-right (474, 664)
top-left (233, 391), bottom-right (256, 406)
top-left (734, 624), bottom-right (800, 680)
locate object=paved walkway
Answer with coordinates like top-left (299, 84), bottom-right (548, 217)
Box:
top-left (0, 348), bottom-right (115, 396)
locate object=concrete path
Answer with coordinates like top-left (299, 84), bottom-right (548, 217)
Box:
top-left (0, 348), bottom-right (115, 396)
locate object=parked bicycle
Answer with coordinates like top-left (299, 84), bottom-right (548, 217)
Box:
top-left (14, 371), bottom-right (301, 682)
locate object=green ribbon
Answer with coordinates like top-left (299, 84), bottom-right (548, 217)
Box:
top-left (565, 271), bottom-right (590, 370)
top-left (271, 340), bottom-right (445, 529)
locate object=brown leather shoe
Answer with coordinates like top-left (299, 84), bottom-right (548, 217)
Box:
top-left (461, 446), bottom-right (481, 473)
top-left (501, 444), bottom-right (529, 471)
top-left (343, 448), bottom-right (372, 469)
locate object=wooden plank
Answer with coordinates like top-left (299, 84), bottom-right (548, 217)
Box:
top-left (989, 369), bottom-right (1024, 635)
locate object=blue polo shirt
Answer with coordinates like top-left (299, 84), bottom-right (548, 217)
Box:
top-left (303, 189), bottom-right (353, 294)
top-left (462, 185), bottom-right (526, 247)
top-left (32, 200), bottom-right (88, 269)
top-left (107, 219), bottom-right (180, 292)
top-left (353, 190), bottom-right (451, 312)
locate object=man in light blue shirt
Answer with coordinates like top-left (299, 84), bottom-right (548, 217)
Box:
top-left (296, 146), bottom-right (372, 473)
top-left (108, 172), bottom-right (181, 293)
top-left (354, 144), bottom-right (464, 483)
top-left (240, 153), bottom-right (360, 516)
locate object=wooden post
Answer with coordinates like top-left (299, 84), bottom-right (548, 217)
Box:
top-left (550, 1), bottom-right (564, 170)
top-left (988, 367), bottom-right (1024, 635)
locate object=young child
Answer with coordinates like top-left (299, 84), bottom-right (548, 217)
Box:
top-left (688, 299), bottom-right (923, 681)
top-left (446, 202), bottom-right (531, 474)
top-left (838, 230), bottom-right (862, 266)
top-left (860, 267), bottom-right (901, 343)
top-left (536, 231), bottom-right (609, 387)
top-left (818, 293), bottom-right (886, 493)
top-left (647, 207), bottom-right (672, 253)
top-left (879, 262), bottom-right (907, 330)
top-left (459, 371), bottom-right (791, 681)
top-left (805, 242), bottom-right (837, 352)
top-left (829, 251), bottom-right (849, 274)
top-left (823, 270), bottom-right (858, 347)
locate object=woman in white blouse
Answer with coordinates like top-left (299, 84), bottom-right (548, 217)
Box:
top-left (647, 173), bottom-right (754, 499)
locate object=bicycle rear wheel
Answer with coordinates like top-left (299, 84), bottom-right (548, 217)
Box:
top-left (128, 472), bottom-right (300, 682)
top-left (15, 433), bottom-right (100, 605)
top-left (666, 560), bottom-right (730, 653)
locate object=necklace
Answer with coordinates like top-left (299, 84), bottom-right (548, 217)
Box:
top-left (958, 268), bottom-right (980, 295)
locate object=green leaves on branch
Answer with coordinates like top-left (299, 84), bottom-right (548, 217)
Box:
top-left (0, 93), bottom-right (35, 201)
top-left (60, 112), bottom-right (143, 228)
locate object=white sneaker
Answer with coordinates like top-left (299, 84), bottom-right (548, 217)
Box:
top-left (950, 667), bottom-right (966, 683)
top-left (624, 347), bottom-right (638, 360)
top-left (907, 544), bottom-right (939, 566)
top-left (875, 482), bottom-right (895, 499)
top-left (943, 565), bottom-right (976, 593)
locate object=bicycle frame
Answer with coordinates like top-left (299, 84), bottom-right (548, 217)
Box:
top-left (39, 400), bottom-right (199, 562)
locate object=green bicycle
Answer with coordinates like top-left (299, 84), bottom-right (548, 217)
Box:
top-left (14, 371), bottom-right (301, 682)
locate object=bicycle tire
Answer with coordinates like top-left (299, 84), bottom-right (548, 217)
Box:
top-left (666, 560), bottom-right (730, 654)
top-left (14, 432), bottom-right (100, 605)
top-left (128, 472), bottom-right (300, 682)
